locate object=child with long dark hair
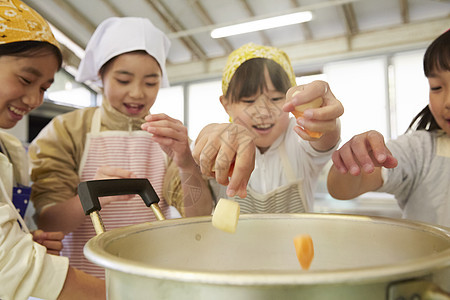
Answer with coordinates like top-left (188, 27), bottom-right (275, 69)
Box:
top-left (327, 30), bottom-right (450, 227)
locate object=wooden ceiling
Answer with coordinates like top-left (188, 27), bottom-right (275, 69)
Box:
top-left (24, 0), bottom-right (450, 84)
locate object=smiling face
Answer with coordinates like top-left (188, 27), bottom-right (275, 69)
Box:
top-left (222, 66), bottom-right (290, 153)
top-left (428, 69), bottom-right (450, 135)
top-left (101, 51), bottom-right (162, 119)
top-left (0, 52), bottom-right (59, 129)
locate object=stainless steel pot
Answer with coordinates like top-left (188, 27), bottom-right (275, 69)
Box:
top-left (79, 179), bottom-right (450, 300)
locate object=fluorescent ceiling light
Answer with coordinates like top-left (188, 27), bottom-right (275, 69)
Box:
top-left (211, 11), bottom-right (313, 39)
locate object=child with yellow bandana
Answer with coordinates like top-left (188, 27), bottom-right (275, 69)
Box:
top-left (193, 43), bottom-right (343, 213)
top-left (0, 0), bottom-right (105, 299)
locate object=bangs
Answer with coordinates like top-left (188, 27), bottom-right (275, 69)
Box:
top-left (226, 58), bottom-right (291, 102)
top-left (424, 30), bottom-right (450, 76)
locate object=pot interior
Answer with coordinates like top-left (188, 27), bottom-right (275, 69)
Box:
top-left (86, 214), bottom-right (450, 275)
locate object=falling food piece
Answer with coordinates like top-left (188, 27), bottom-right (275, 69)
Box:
top-left (212, 198), bottom-right (240, 233)
top-left (290, 92), bottom-right (324, 138)
top-left (293, 234), bottom-right (314, 270)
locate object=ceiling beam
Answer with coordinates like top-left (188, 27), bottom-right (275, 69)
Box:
top-left (293, 0), bottom-right (313, 40)
top-left (399, 0), bottom-right (410, 24)
top-left (341, 3), bottom-right (359, 35)
top-left (144, 0), bottom-right (208, 62)
top-left (190, 0), bottom-right (234, 53)
top-left (166, 17), bottom-right (448, 84)
top-left (241, 0), bottom-right (271, 45)
top-left (167, 0), bottom-right (361, 39)
top-left (99, 0), bottom-right (125, 17)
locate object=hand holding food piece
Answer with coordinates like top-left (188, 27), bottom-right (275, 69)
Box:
top-left (212, 198), bottom-right (240, 233)
top-left (293, 234), bottom-right (314, 270)
top-left (290, 91), bottom-right (323, 138)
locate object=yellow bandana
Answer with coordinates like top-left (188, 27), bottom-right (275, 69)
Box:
top-left (222, 43), bottom-right (297, 95)
top-left (0, 0), bottom-right (58, 47)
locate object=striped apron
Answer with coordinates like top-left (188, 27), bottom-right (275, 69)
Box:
top-left (234, 142), bottom-right (307, 213)
top-left (61, 108), bottom-right (179, 278)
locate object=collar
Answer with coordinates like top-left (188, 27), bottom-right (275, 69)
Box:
top-left (100, 98), bottom-right (146, 131)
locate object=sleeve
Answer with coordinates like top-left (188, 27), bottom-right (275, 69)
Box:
top-left (29, 109), bottom-right (92, 213)
top-left (376, 131), bottom-right (433, 208)
top-left (0, 202), bottom-right (69, 300)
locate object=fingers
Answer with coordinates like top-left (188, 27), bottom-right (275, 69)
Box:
top-left (283, 80), bottom-right (329, 111)
top-left (42, 240), bottom-right (63, 253)
top-left (192, 123), bottom-right (255, 197)
top-left (227, 142), bottom-right (255, 198)
top-left (332, 131), bottom-right (397, 176)
top-left (32, 230), bottom-right (64, 254)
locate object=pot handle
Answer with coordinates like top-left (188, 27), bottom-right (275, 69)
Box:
top-left (388, 279), bottom-right (450, 300)
top-left (78, 178), bottom-right (166, 235)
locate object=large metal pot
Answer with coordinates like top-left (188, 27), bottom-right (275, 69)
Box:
top-left (79, 179), bottom-right (450, 299)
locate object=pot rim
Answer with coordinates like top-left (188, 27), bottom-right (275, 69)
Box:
top-left (84, 213), bottom-right (450, 286)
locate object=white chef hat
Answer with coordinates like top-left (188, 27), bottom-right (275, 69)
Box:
top-left (76, 17), bottom-right (170, 88)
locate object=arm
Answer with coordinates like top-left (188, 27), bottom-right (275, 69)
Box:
top-left (57, 267), bottom-right (106, 300)
top-left (327, 130), bottom-right (398, 199)
top-left (38, 166), bottom-right (137, 233)
top-left (29, 111), bottom-right (88, 233)
top-left (0, 202), bottom-right (105, 300)
top-left (32, 229), bottom-right (64, 255)
top-left (192, 123), bottom-right (256, 199)
top-left (283, 80), bottom-right (343, 152)
top-left (142, 113), bottom-right (213, 216)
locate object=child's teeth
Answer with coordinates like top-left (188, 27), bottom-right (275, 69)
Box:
top-left (9, 106), bottom-right (26, 116)
top-left (256, 124), bottom-right (271, 129)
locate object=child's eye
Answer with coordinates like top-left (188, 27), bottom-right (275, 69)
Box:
top-left (240, 99), bottom-right (255, 104)
top-left (272, 97), bottom-right (285, 101)
top-left (19, 76), bottom-right (31, 85)
top-left (145, 82), bottom-right (157, 87)
top-left (430, 86), bottom-right (441, 91)
top-left (116, 79), bottom-right (129, 84)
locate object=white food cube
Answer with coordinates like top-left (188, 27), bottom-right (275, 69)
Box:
top-left (212, 198), bottom-right (240, 233)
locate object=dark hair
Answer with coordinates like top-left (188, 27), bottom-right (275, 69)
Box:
top-left (225, 58), bottom-right (292, 103)
top-left (0, 41), bottom-right (63, 69)
top-left (406, 30), bottom-right (449, 133)
top-left (98, 49), bottom-right (149, 79)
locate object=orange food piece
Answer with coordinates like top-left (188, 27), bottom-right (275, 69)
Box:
top-left (290, 95), bottom-right (323, 138)
top-left (293, 234), bottom-right (314, 270)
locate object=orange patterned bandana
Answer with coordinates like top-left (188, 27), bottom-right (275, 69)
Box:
top-left (0, 0), bottom-right (58, 47)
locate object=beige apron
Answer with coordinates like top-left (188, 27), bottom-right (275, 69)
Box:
top-left (61, 108), bottom-right (179, 278)
top-left (234, 142), bottom-right (308, 213)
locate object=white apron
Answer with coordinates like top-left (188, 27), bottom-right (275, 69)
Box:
top-left (61, 109), bottom-right (179, 278)
top-left (234, 142), bottom-right (308, 213)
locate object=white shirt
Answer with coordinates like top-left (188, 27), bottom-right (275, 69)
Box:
top-left (378, 130), bottom-right (450, 227)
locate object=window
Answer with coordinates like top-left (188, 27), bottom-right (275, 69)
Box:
top-left (151, 85), bottom-right (185, 123)
top-left (323, 57), bottom-right (388, 143)
top-left (391, 49), bottom-right (428, 137)
top-left (187, 80), bottom-right (229, 140)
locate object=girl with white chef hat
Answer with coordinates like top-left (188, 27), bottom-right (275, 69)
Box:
top-left (0, 0), bottom-right (105, 299)
top-left (29, 17), bottom-right (213, 279)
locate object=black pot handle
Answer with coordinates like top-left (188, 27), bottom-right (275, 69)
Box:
top-left (78, 178), bottom-right (161, 215)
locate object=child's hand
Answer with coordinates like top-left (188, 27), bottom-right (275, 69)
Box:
top-left (331, 130), bottom-right (398, 176)
top-left (192, 123), bottom-right (255, 198)
top-left (283, 80), bottom-right (343, 145)
top-left (141, 113), bottom-right (194, 170)
top-left (32, 229), bottom-right (64, 255)
top-left (93, 166), bottom-right (137, 206)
